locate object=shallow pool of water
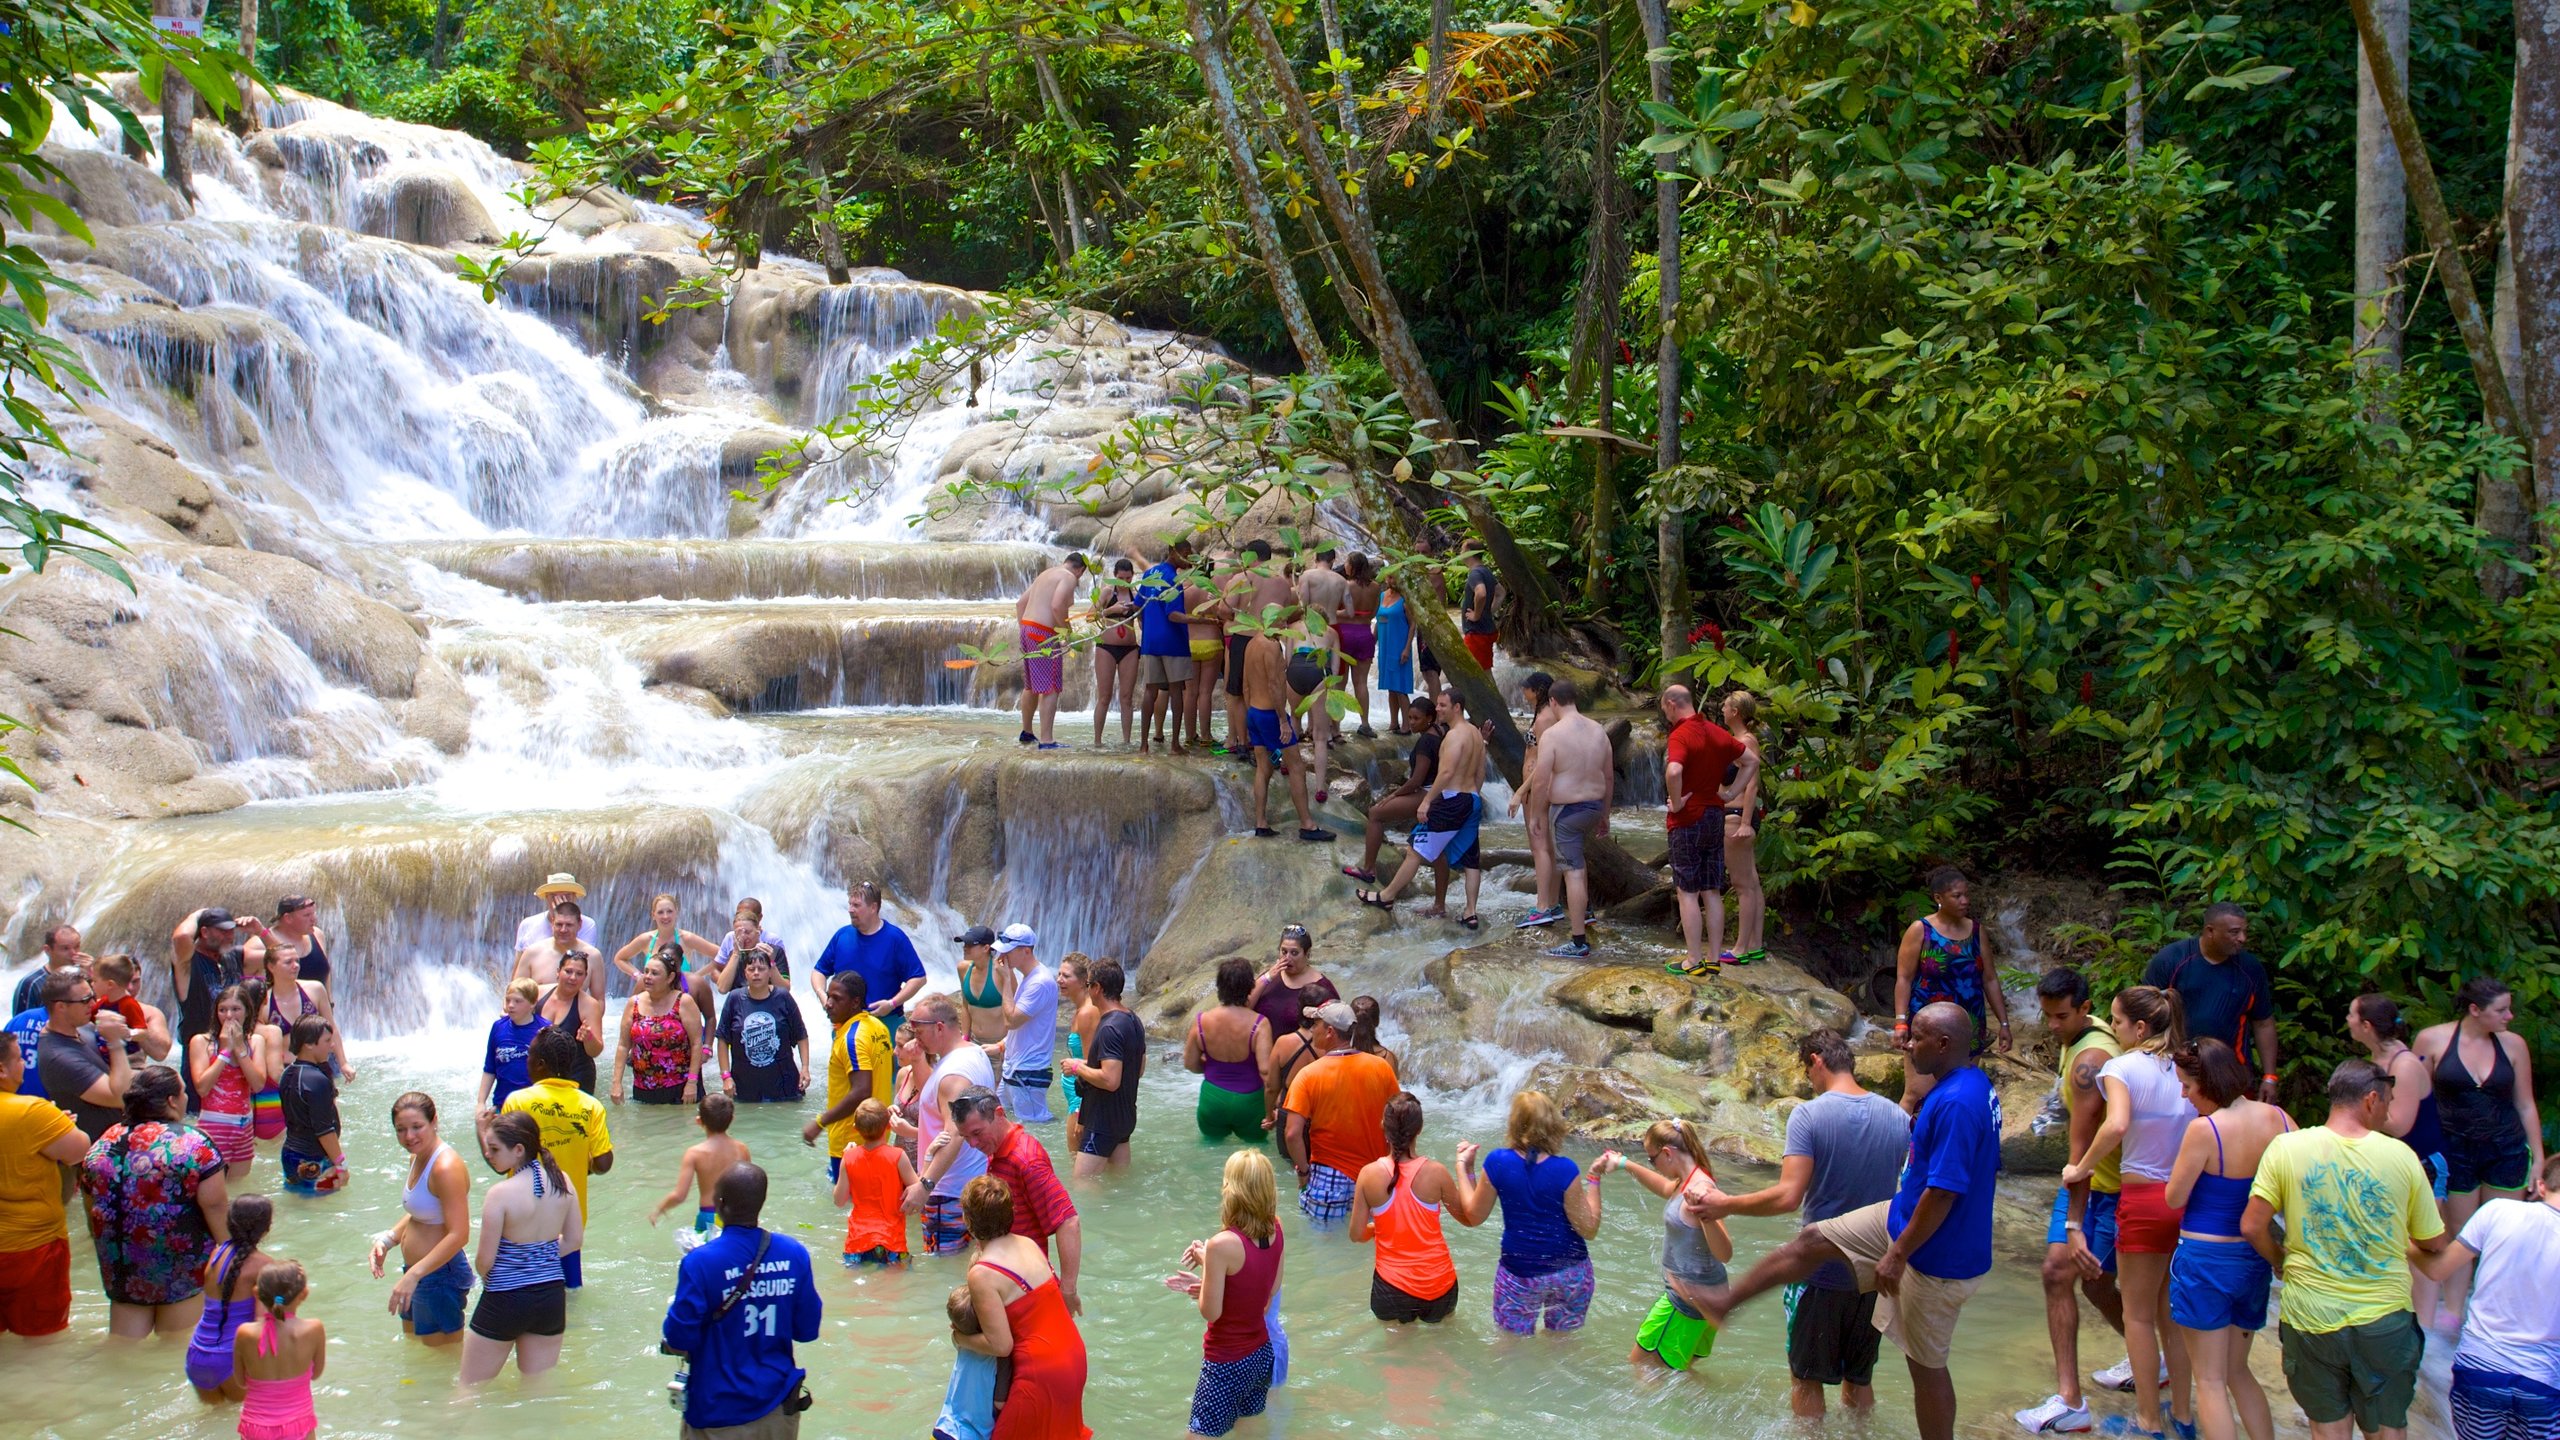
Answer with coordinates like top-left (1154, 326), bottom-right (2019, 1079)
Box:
top-left (7, 1031), bottom-right (2330, 1440)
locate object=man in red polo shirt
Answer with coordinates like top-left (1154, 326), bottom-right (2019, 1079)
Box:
top-left (1662, 684), bottom-right (1753, 979)
top-left (949, 1086), bottom-right (1085, 1315)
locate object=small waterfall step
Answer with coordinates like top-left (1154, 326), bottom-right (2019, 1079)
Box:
top-left (404, 537), bottom-right (1057, 604)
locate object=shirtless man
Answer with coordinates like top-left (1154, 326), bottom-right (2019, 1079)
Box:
top-left (1241, 629), bottom-right (1331, 841)
top-left (1295, 549), bottom-right (1347, 796)
top-left (1184, 556), bottom-right (1228, 751)
top-left (1015, 551), bottom-right (1086, 749)
top-left (1511, 673), bottom-right (1567, 931)
top-left (1532, 679), bottom-right (1615, 958)
top-left (513, 903), bottom-right (607, 999)
top-left (1356, 689), bottom-right (1489, 927)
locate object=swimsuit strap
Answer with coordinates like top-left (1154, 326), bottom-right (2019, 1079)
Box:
top-left (258, 1311), bottom-right (280, 1357)
top-left (527, 1161), bottom-right (546, 1199)
top-left (977, 1260), bottom-right (1033, 1290)
top-left (2206, 1113), bottom-right (2225, 1175)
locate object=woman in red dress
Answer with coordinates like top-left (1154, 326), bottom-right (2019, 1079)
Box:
top-left (959, 1174), bottom-right (1090, 1439)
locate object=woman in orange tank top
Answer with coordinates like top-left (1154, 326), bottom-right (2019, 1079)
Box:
top-left (833, 1100), bottom-right (919, 1265)
top-left (1349, 1092), bottom-right (1484, 1324)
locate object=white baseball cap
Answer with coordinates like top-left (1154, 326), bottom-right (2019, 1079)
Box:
top-left (997, 922), bottom-right (1039, 951)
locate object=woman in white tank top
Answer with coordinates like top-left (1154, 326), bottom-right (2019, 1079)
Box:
top-left (2062, 985), bottom-right (2196, 1435)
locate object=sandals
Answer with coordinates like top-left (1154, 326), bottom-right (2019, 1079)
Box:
top-left (1356, 888), bottom-right (1396, 910)
top-left (1340, 865), bottom-right (1378, 883)
top-left (1458, 914), bottom-right (1481, 931)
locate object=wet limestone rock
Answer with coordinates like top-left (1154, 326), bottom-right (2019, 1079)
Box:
top-left (534, 184), bottom-right (640, 237)
top-left (1551, 965), bottom-right (1692, 1029)
top-left (26, 145), bottom-right (188, 234)
top-left (357, 168), bottom-right (503, 247)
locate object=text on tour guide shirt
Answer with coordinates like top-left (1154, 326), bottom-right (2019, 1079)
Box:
top-left (662, 1223), bottom-right (823, 1430)
top-left (1664, 712), bottom-right (1745, 830)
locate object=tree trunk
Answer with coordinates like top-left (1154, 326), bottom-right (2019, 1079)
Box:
top-left (1239, 0), bottom-right (1565, 642)
top-left (2510, 0), bottom-right (2560, 525)
top-left (2483, 76), bottom-right (2534, 577)
top-left (1346, 473), bottom-right (1529, 781)
top-left (1187, 0), bottom-right (1332, 370)
top-left (430, 0), bottom-right (459, 70)
top-left (2355, 0), bottom-right (2409, 372)
top-left (813, 168), bottom-right (851, 284)
top-left (1424, 0), bottom-right (1454, 135)
top-left (1026, 161), bottom-right (1075, 268)
top-left (156, 0), bottom-right (200, 205)
top-left (1031, 52), bottom-right (1089, 254)
top-left (1317, 0), bottom-right (1361, 144)
top-left (1581, 6), bottom-right (1621, 605)
top-left (2121, 25), bottom-right (2145, 164)
top-left (231, 0), bottom-right (261, 135)
top-left (1635, 0), bottom-right (1687, 666)
top-left (2348, 0), bottom-right (2527, 521)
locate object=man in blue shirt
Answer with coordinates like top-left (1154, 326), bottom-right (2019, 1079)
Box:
top-left (1136, 537), bottom-right (1196, 755)
top-left (1703, 1003), bottom-right (1998, 1440)
top-left (662, 1164), bottom-right (821, 1440)
top-left (808, 882), bottom-right (926, 1032)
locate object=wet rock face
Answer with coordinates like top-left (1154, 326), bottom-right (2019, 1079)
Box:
top-left (1552, 965), bottom-right (1692, 1029)
top-left (357, 169), bottom-right (504, 246)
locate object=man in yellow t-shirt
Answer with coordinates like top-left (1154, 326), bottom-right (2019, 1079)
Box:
top-left (497, 1027), bottom-right (613, 1289)
top-left (2244, 1058), bottom-right (2448, 1440)
top-left (801, 970), bottom-right (894, 1182)
top-left (0, 1038), bottom-right (89, 1337)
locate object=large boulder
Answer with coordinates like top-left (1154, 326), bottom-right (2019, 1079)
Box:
top-left (356, 168), bottom-right (503, 246)
top-left (25, 145), bottom-right (188, 233)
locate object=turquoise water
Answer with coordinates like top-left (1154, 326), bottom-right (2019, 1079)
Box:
top-left (3, 1026), bottom-right (2314, 1439)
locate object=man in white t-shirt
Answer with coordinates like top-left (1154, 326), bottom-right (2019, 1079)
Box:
top-left (994, 923), bottom-right (1059, 1124)
top-left (515, 873), bottom-right (601, 951)
top-left (2418, 1152), bottom-right (2560, 1434)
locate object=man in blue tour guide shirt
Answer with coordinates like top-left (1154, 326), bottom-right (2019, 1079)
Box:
top-left (809, 881), bottom-right (927, 1033)
top-left (1700, 1002), bottom-right (2001, 1440)
top-left (662, 1164), bottom-right (822, 1440)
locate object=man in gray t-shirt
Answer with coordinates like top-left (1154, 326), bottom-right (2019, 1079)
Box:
top-left (1692, 1028), bottom-right (1908, 1418)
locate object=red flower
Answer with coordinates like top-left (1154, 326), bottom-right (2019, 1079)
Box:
top-left (1968, 574), bottom-right (1982, 594)
top-left (1946, 630), bottom-right (1960, 668)
top-left (1706, 622), bottom-right (1725, 652)
top-left (2080, 671), bottom-right (2096, 705)
top-left (1617, 339), bottom-right (1635, 364)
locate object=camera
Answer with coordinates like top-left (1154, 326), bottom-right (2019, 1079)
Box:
top-left (660, 1342), bottom-right (688, 1411)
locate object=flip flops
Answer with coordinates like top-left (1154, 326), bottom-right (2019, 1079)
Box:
top-left (1340, 865), bottom-right (1378, 883)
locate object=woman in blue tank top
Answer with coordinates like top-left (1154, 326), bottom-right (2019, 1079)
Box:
top-left (2164, 1038), bottom-right (2294, 1440)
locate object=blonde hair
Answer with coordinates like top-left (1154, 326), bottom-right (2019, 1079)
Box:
top-left (1507, 1090), bottom-right (1569, 1156)
top-left (95, 953), bottom-right (136, 986)
top-left (652, 892), bottom-right (680, 913)
top-left (1724, 689), bottom-right (1760, 727)
top-left (853, 1098), bottom-right (891, 1142)
top-left (506, 978), bottom-right (542, 1007)
top-left (1219, 1149), bottom-right (1278, 1243)
top-left (1644, 1117), bottom-right (1713, 1176)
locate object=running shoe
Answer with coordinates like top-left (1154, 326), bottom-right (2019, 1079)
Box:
top-left (1514, 906), bottom-right (1563, 930)
top-left (2013, 1397), bottom-right (2094, 1434)
top-left (1544, 938), bottom-right (1593, 959)
top-left (2092, 1359), bottom-right (2165, 1394)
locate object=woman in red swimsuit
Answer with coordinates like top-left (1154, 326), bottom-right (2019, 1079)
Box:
top-left (958, 1174), bottom-right (1090, 1439)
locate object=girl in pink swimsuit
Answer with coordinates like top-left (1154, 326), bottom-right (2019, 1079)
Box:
top-left (234, 1261), bottom-right (323, 1440)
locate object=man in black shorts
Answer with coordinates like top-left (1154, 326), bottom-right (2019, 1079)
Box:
top-left (1060, 958), bottom-right (1144, 1177)
top-left (1692, 1028), bottom-right (1909, 1418)
top-left (1660, 685), bottom-right (1752, 978)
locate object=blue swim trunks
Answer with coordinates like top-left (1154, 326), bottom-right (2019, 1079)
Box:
top-left (406, 1249), bottom-right (476, 1337)
top-left (1246, 706), bottom-right (1295, 755)
top-left (2045, 1185), bottom-right (2120, 1275)
top-left (1299, 1163), bottom-right (1355, 1226)
top-left (2168, 1238), bottom-right (2270, 1333)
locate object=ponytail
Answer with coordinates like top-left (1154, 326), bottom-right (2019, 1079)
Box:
top-left (488, 1110), bottom-right (569, 1195)
top-left (217, 1194), bottom-right (274, 1300)
top-left (2116, 985), bottom-right (2186, 1056)
top-left (255, 1260), bottom-right (307, 1318)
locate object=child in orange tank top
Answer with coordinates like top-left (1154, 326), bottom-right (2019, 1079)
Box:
top-left (834, 1100), bottom-right (920, 1265)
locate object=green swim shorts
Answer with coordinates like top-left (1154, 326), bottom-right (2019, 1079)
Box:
top-left (1196, 1081), bottom-right (1268, 1143)
top-left (1636, 1290), bottom-right (1719, 1370)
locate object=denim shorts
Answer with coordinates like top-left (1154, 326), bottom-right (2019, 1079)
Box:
top-left (406, 1249), bottom-right (475, 1337)
top-left (2045, 1186), bottom-right (2119, 1275)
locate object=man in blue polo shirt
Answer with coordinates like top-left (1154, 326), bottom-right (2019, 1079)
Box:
top-left (809, 882), bottom-right (926, 1032)
top-left (1136, 536), bottom-right (1195, 754)
top-left (663, 1163), bottom-right (820, 1440)
top-left (1704, 1002), bottom-right (1999, 1440)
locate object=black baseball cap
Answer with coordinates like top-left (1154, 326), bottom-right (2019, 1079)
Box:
top-left (198, 907), bottom-right (238, 930)
top-left (954, 925), bottom-right (996, 948)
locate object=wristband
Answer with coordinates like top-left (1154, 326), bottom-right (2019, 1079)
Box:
top-left (2262, 1073), bottom-right (2279, 1084)
top-left (2062, 1220), bottom-right (2082, 1232)
top-left (373, 1230), bottom-right (398, 1250)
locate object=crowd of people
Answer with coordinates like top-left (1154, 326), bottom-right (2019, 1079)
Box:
top-left (1, 870), bottom-right (2549, 1440)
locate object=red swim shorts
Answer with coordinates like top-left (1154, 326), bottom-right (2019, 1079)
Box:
top-left (2114, 1180), bottom-right (2184, 1255)
top-left (0, 1237), bottom-right (72, 1336)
